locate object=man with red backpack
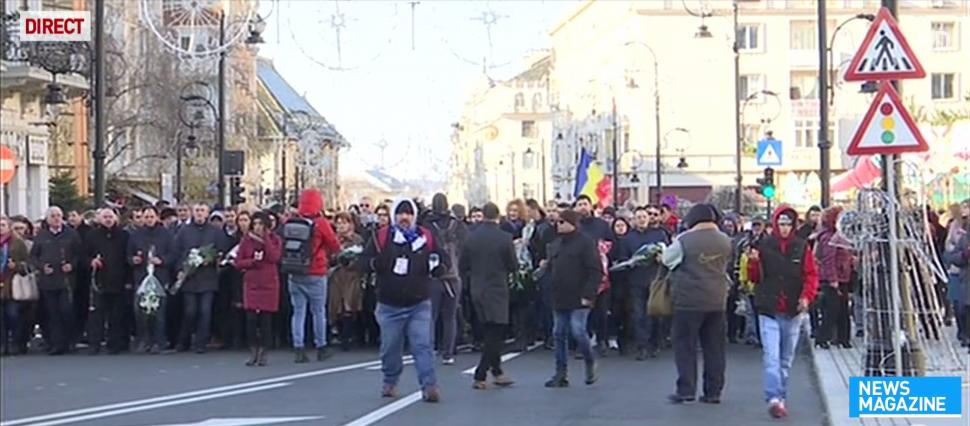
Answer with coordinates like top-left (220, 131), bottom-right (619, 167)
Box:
top-left (359, 197), bottom-right (450, 403)
top-left (279, 189), bottom-right (341, 363)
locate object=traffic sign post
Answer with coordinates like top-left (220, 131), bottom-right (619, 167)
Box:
top-left (844, 7), bottom-right (925, 82)
top-left (847, 81), bottom-right (928, 156)
top-left (0, 145), bottom-right (17, 217)
top-left (756, 138), bottom-right (784, 167)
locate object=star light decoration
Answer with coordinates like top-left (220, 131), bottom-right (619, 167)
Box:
top-left (287, 0), bottom-right (400, 72)
top-left (139, 0), bottom-right (259, 68)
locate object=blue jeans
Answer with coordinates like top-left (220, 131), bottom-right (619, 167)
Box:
top-left (759, 313), bottom-right (806, 402)
top-left (631, 285), bottom-right (662, 350)
top-left (179, 291), bottom-right (214, 350)
top-left (553, 308), bottom-right (593, 373)
top-left (289, 275), bottom-right (328, 349)
top-left (376, 300), bottom-right (436, 389)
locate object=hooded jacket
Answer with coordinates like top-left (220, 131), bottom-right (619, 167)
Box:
top-left (359, 197), bottom-right (450, 307)
top-left (296, 189), bottom-right (341, 276)
top-left (420, 193), bottom-right (466, 280)
top-left (815, 206), bottom-right (854, 284)
top-left (747, 205), bottom-right (819, 316)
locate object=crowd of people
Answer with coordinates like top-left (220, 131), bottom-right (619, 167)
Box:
top-left (1, 188), bottom-right (968, 418)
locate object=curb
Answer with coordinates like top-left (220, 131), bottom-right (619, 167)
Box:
top-left (805, 341), bottom-right (836, 426)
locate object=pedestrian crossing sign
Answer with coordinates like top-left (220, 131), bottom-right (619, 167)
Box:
top-left (756, 138), bottom-right (783, 167)
top-left (844, 7), bottom-right (925, 81)
top-left (847, 81), bottom-right (928, 156)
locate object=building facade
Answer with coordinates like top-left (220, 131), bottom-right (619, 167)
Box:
top-left (548, 0), bottom-right (969, 207)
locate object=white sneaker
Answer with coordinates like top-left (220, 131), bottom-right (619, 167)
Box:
top-left (608, 339), bottom-right (619, 350)
top-left (442, 357), bottom-right (455, 365)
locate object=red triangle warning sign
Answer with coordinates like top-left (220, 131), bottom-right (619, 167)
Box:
top-left (844, 7), bottom-right (925, 82)
top-left (847, 82), bottom-right (929, 156)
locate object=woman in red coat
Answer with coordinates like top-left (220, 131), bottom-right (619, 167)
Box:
top-left (235, 212), bottom-right (282, 366)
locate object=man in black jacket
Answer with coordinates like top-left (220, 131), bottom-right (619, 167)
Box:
top-left (461, 202), bottom-right (517, 390)
top-left (618, 205), bottom-right (671, 360)
top-left (129, 206), bottom-right (176, 354)
top-left (575, 195), bottom-right (612, 242)
top-left (30, 206), bottom-right (82, 355)
top-left (85, 208), bottom-right (131, 354)
top-left (173, 203), bottom-right (222, 353)
top-left (421, 193), bottom-right (467, 365)
top-left (545, 209), bottom-right (603, 388)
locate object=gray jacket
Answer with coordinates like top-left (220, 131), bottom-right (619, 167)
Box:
top-left (665, 227), bottom-right (732, 312)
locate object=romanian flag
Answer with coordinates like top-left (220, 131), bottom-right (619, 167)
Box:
top-left (573, 148), bottom-right (612, 207)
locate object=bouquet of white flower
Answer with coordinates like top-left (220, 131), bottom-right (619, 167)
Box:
top-left (136, 250), bottom-right (165, 316)
top-left (168, 244), bottom-right (217, 295)
top-left (337, 245), bottom-right (364, 265)
top-left (609, 242), bottom-right (667, 272)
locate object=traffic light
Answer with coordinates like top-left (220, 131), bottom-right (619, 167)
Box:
top-left (759, 167), bottom-right (776, 199)
top-left (230, 176), bottom-right (246, 205)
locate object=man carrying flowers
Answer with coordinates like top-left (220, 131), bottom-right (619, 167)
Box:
top-left (173, 203), bottom-right (222, 353)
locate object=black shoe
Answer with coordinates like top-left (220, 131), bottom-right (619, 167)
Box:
top-left (544, 375), bottom-right (569, 388)
top-left (149, 344), bottom-right (162, 355)
top-left (667, 394), bottom-right (696, 404)
top-left (317, 347), bottom-right (333, 361)
top-left (175, 344), bottom-right (189, 352)
top-left (837, 341), bottom-right (854, 349)
top-left (597, 345), bottom-right (608, 358)
top-left (246, 348), bottom-right (259, 366)
top-left (815, 341), bottom-right (830, 350)
top-left (194, 347), bottom-right (206, 354)
top-left (700, 395), bottom-right (721, 404)
top-left (585, 360), bottom-right (598, 385)
top-left (855, 330), bottom-right (864, 338)
top-left (728, 336), bottom-right (738, 344)
top-left (87, 347), bottom-right (100, 356)
top-left (649, 348), bottom-right (660, 358)
top-left (294, 349), bottom-right (309, 363)
top-left (636, 348), bottom-right (648, 361)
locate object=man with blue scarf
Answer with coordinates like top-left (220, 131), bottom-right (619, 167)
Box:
top-left (360, 197), bottom-right (450, 403)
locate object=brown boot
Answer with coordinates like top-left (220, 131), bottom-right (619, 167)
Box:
top-left (493, 375), bottom-right (515, 387)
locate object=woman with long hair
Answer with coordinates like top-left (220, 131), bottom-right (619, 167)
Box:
top-left (235, 212), bottom-right (282, 366)
top-left (944, 200), bottom-right (969, 345)
top-left (0, 217), bottom-right (31, 355)
top-left (329, 212), bottom-right (365, 351)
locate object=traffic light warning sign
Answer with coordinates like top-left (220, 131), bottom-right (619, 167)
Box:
top-left (847, 81), bottom-right (928, 156)
top-left (844, 7), bottom-right (924, 81)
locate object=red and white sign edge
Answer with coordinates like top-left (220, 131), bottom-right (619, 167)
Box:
top-left (844, 7), bottom-right (925, 82)
top-left (847, 81), bottom-right (929, 156)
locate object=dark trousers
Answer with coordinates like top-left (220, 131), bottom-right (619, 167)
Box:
top-left (474, 322), bottom-right (506, 381)
top-left (672, 310), bottom-right (726, 398)
top-left (216, 272), bottom-right (245, 349)
top-left (430, 278), bottom-right (459, 358)
top-left (1, 300), bottom-right (21, 353)
top-left (87, 292), bottom-right (128, 352)
top-left (631, 285), bottom-right (663, 350)
top-left (726, 289), bottom-right (746, 341)
top-left (817, 283), bottom-right (851, 344)
top-left (246, 310), bottom-right (273, 348)
top-left (179, 291), bottom-right (214, 350)
top-left (135, 295), bottom-right (167, 349)
top-left (358, 281), bottom-right (380, 347)
top-left (589, 289), bottom-right (610, 345)
top-left (41, 289), bottom-right (74, 352)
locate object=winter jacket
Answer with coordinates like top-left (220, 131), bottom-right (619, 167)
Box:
top-left (328, 232), bottom-right (364, 321)
top-left (421, 211), bottom-right (467, 280)
top-left (580, 215), bottom-right (613, 242)
top-left (236, 231), bottom-right (282, 312)
top-left (528, 218), bottom-right (555, 267)
top-left (296, 189), bottom-right (341, 277)
top-left (359, 198), bottom-right (450, 307)
top-left (547, 230), bottom-right (602, 310)
top-left (29, 226), bottom-right (82, 291)
top-left (461, 221), bottom-right (517, 324)
top-left (128, 224), bottom-right (176, 289)
top-left (943, 230), bottom-right (970, 306)
top-left (0, 236), bottom-right (30, 300)
top-left (500, 218), bottom-right (525, 239)
top-left (616, 226), bottom-right (670, 289)
top-left (665, 226), bottom-right (733, 312)
top-left (747, 205), bottom-right (820, 316)
top-left (815, 207), bottom-right (853, 284)
top-left (85, 224), bottom-right (131, 293)
top-left (173, 221), bottom-right (222, 293)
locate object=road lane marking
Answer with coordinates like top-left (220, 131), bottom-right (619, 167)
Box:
top-left (23, 383), bottom-right (291, 426)
top-left (340, 392), bottom-right (423, 426)
top-left (364, 356), bottom-right (413, 371)
top-left (153, 416), bottom-right (324, 426)
top-left (1, 359), bottom-right (382, 426)
top-left (343, 343), bottom-right (541, 426)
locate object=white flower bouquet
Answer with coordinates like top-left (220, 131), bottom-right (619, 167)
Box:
top-left (609, 242), bottom-right (667, 272)
top-left (168, 244), bottom-right (217, 295)
top-left (136, 250), bottom-right (165, 316)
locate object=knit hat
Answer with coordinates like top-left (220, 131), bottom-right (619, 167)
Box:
top-left (559, 210), bottom-right (581, 228)
top-left (684, 203), bottom-right (722, 229)
top-left (777, 212), bottom-right (795, 225)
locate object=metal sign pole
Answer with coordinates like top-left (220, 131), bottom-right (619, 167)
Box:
top-left (885, 160), bottom-right (903, 376)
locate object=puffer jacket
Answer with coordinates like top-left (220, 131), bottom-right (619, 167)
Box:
top-left (296, 189), bottom-right (341, 276)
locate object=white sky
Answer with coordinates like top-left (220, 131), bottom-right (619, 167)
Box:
top-left (258, 0), bottom-right (579, 181)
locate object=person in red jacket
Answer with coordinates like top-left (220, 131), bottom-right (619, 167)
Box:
top-left (746, 205), bottom-right (819, 420)
top-left (235, 212), bottom-right (282, 367)
top-left (289, 189), bottom-right (341, 363)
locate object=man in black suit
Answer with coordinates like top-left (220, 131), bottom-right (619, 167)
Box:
top-left (460, 202), bottom-right (517, 390)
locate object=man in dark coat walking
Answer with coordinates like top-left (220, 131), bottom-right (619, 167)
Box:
top-left (173, 203), bottom-right (222, 353)
top-left (85, 208), bottom-right (131, 354)
top-left (460, 202), bottom-right (517, 389)
top-left (30, 206), bottom-right (82, 355)
top-left (545, 209), bottom-right (603, 388)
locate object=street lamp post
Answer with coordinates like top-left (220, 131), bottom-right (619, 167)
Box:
top-left (217, 11), bottom-right (227, 207)
top-left (93, 0), bottom-right (106, 207)
top-left (624, 41), bottom-right (661, 205)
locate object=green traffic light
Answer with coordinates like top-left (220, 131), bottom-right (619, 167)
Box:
top-left (762, 185), bottom-right (776, 199)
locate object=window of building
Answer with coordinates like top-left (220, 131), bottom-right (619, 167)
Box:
top-left (737, 24), bottom-right (761, 51)
top-left (522, 183), bottom-right (536, 200)
top-left (514, 93), bottom-right (525, 112)
top-left (794, 120), bottom-right (834, 148)
top-left (932, 22), bottom-right (956, 50)
top-left (790, 20), bottom-right (816, 50)
top-left (931, 73), bottom-right (956, 99)
top-left (790, 71), bottom-right (819, 100)
top-left (521, 120), bottom-right (537, 138)
top-left (739, 74), bottom-right (764, 101)
top-left (531, 93), bottom-right (543, 112)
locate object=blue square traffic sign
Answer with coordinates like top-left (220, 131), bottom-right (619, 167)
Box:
top-left (756, 138), bottom-right (783, 167)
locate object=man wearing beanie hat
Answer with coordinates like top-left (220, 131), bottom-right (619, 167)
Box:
top-left (746, 205), bottom-right (819, 419)
top-left (661, 203), bottom-right (732, 404)
top-left (544, 209), bottom-right (603, 388)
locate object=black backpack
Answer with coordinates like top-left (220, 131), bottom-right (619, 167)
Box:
top-left (280, 217), bottom-right (314, 275)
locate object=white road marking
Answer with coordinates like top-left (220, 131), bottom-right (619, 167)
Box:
top-left (343, 343), bottom-right (542, 426)
top-left (364, 356), bottom-right (413, 371)
top-left (21, 383), bottom-right (292, 426)
top-left (2, 359), bottom-right (382, 426)
top-left (340, 392), bottom-right (423, 426)
top-left (152, 416), bottom-right (324, 426)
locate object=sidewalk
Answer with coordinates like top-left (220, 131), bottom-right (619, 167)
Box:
top-left (809, 338), bottom-right (969, 426)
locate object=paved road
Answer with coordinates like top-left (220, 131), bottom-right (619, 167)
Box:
top-left (1, 344), bottom-right (823, 426)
